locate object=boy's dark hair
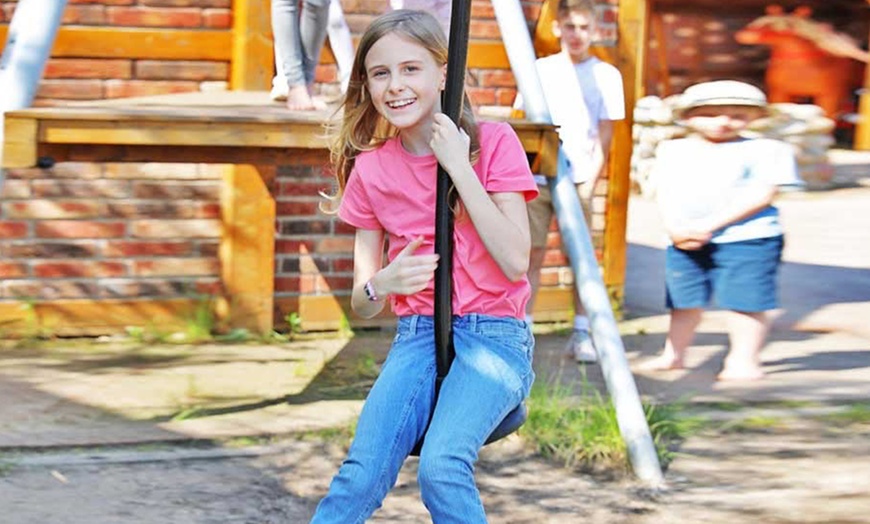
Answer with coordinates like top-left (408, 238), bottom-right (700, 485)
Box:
top-left (558, 0), bottom-right (597, 16)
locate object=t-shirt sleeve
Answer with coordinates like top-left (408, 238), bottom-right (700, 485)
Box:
top-left (598, 64), bottom-right (625, 121)
top-left (337, 166), bottom-right (383, 230)
top-left (482, 123), bottom-right (540, 202)
top-left (749, 140), bottom-right (804, 189)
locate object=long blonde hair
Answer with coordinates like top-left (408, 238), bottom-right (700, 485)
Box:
top-left (327, 9), bottom-right (480, 204)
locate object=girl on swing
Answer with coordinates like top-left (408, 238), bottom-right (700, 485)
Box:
top-left (311, 9), bottom-right (538, 523)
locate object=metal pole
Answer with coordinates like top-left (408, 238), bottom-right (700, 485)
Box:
top-left (0, 0), bottom-right (67, 178)
top-left (491, 0), bottom-right (664, 486)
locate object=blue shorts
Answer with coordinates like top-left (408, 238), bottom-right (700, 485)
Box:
top-left (665, 236), bottom-right (784, 312)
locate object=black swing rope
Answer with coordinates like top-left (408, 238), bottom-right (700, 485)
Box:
top-left (410, 0), bottom-right (527, 457)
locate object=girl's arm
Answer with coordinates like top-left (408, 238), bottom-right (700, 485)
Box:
top-left (351, 229), bottom-right (440, 319)
top-left (430, 114), bottom-right (530, 282)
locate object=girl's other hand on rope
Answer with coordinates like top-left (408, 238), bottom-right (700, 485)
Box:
top-left (430, 113), bottom-right (471, 176)
top-left (376, 236), bottom-right (439, 296)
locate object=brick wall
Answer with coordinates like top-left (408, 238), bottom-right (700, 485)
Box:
top-left (0, 162), bottom-right (223, 301)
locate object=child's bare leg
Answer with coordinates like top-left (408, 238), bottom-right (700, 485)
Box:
top-left (640, 308), bottom-right (702, 371)
top-left (718, 310), bottom-right (769, 381)
top-left (286, 83), bottom-right (317, 111)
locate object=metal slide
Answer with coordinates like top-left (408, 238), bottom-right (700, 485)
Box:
top-left (492, 0), bottom-right (664, 485)
top-left (0, 0), bottom-right (67, 178)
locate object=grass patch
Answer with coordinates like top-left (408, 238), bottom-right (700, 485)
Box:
top-left (816, 403), bottom-right (870, 426)
top-left (718, 415), bottom-right (786, 434)
top-left (519, 375), bottom-right (701, 474)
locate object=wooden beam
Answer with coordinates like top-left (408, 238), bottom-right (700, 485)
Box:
top-left (0, 26), bottom-right (231, 60)
top-left (0, 24), bottom-right (514, 70)
top-left (855, 22), bottom-right (870, 150)
top-left (601, 0), bottom-right (648, 293)
top-left (2, 117), bottom-right (38, 168)
top-left (219, 165), bottom-right (276, 334)
top-left (0, 299), bottom-right (198, 337)
top-left (230, 0), bottom-right (273, 90)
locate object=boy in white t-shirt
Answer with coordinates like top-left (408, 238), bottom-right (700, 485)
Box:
top-left (524, 0), bottom-right (625, 363)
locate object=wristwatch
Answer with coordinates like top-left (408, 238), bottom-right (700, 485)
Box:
top-left (363, 279), bottom-right (380, 302)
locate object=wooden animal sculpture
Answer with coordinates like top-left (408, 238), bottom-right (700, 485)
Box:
top-left (736, 4), bottom-right (869, 118)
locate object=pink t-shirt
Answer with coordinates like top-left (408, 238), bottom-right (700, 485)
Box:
top-left (339, 121), bottom-right (539, 319)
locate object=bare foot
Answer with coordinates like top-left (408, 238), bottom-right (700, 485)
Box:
top-left (638, 354), bottom-right (684, 372)
top-left (286, 84), bottom-right (317, 111)
top-left (717, 365), bottom-right (765, 382)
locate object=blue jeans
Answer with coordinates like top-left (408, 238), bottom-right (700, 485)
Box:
top-left (272, 0), bottom-right (330, 87)
top-left (310, 314), bottom-right (535, 523)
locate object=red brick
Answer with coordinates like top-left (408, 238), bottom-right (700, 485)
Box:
top-left (106, 6), bottom-right (202, 27)
top-left (133, 257), bottom-right (220, 277)
top-left (0, 180), bottom-right (30, 199)
top-left (543, 249), bottom-right (569, 267)
top-left (197, 241), bottom-right (219, 257)
top-left (471, 2), bottom-right (495, 18)
top-left (44, 59), bottom-right (132, 80)
top-left (31, 180), bottom-right (130, 198)
top-left (275, 181), bottom-right (330, 197)
top-left (105, 240), bottom-right (194, 257)
top-left (0, 262), bottom-right (28, 278)
top-left (108, 202), bottom-right (208, 219)
top-left (331, 257), bottom-right (354, 273)
top-left (470, 20), bottom-right (501, 39)
top-left (36, 221), bottom-right (126, 239)
top-left (140, 0), bottom-right (230, 6)
top-left (104, 79), bottom-right (199, 98)
top-left (192, 203), bottom-right (221, 219)
top-left (277, 219), bottom-right (331, 236)
top-left (2, 280), bottom-right (100, 300)
top-left (202, 8), bottom-right (231, 28)
top-left (276, 201), bottom-right (318, 216)
top-left (62, 4), bottom-right (106, 24)
top-left (3, 200), bottom-right (106, 219)
top-left (34, 261), bottom-right (127, 278)
top-left (131, 219), bottom-right (221, 238)
top-left (467, 87), bottom-right (496, 106)
top-left (496, 88), bottom-right (518, 106)
top-left (134, 60), bottom-right (229, 81)
top-left (69, 0), bottom-right (135, 5)
top-left (132, 181), bottom-right (220, 199)
top-left (194, 279), bottom-right (223, 295)
top-left (4, 242), bottom-right (101, 259)
top-left (36, 79), bottom-right (104, 100)
top-left (274, 276), bottom-right (300, 293)
top-left (478, 70), bottom-right (516, 88)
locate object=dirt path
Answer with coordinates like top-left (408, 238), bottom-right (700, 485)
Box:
top-left (2, 414), bottom-right (868, 523)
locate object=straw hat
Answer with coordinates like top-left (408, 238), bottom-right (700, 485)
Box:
top-left (674, 80), bottom-right (769, 117)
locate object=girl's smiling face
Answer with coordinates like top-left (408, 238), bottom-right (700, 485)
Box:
top-left (364, 32), bottom-right (446, 134)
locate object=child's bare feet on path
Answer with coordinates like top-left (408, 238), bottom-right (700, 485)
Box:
top-left (717, 364), bottom-right (765, 382)
top-left (637, 353), bottom-right (684, 372)
top-left (286, 84), bottom-right (318, 111)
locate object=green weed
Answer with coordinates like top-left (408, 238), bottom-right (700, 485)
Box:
top-left (520, 375), bottom-right (698, 473)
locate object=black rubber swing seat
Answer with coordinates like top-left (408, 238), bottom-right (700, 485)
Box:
top-left (409, 402), bottom-right (527, 457)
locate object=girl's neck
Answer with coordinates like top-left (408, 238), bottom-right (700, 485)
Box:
top-left (398, 125), bottom-right (434, 156)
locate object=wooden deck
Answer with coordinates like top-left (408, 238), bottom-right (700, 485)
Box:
top-left (2, 90), bottom-right (561, 333)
